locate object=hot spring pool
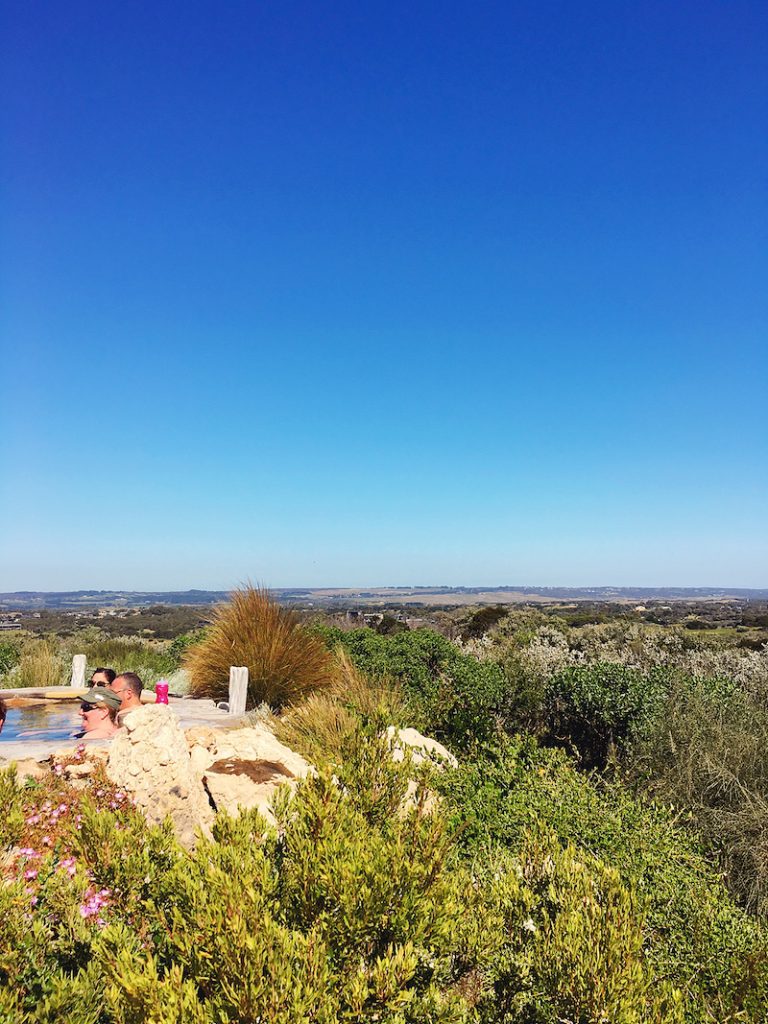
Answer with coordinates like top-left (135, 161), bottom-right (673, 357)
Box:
top-left (0, 702), bottom-right (81, 743)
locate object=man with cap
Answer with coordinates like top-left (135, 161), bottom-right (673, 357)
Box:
top-left (78, 688), bottom-right (122, 739)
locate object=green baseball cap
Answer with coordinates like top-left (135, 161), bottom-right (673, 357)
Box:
top-left (80, 688), bottom-right (122, 711)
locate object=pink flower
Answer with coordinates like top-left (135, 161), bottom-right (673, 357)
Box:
top-left (58, 857), bottom-right (77, 877)
top-left (78, 886), bottom-right (111, 920)
top-left (23, 869), bottom-right (38, 880)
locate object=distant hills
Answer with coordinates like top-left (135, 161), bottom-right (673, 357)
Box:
top-left (1, 585), bottom-right (767, 610)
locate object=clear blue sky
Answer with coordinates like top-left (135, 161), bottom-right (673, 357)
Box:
top-left (1, 1), bottom-right (766, 590)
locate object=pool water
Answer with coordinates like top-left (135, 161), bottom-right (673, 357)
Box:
top-left (0, 703), bottom-right (81, 743)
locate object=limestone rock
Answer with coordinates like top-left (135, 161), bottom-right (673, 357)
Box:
top-left (107, 705), bottom-right (214, 848)
top-left (385, 726), bottom-right (458, 768)
top-left (190, 723), bottom-right (312, 825)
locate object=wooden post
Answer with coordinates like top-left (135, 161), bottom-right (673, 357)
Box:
top-left (70, 654), bottom-right (87, 689)
top-left (228, 666), bottom-right (248, 715)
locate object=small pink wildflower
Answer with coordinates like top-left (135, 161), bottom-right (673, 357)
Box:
top-left (23, 869), bottom-right (38, 880)
top-left (58, 857), bottom-right (77, 877)
top-left (78, 886), bottom-right (111, 921)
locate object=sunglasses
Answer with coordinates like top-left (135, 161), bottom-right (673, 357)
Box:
top-left (79, 704), bottom-right (101, 713)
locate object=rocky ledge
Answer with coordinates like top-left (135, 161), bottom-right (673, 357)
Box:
top-left (5, 705), bottom-right (456, 848)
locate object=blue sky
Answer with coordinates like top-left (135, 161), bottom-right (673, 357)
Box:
top-left (1, 1), bottom-right (766, 590)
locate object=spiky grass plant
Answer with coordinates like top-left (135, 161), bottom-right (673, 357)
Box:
top-left (183, 586), bottom-right (334, 709)
top-left (275, 649), bottom-right (408, 764)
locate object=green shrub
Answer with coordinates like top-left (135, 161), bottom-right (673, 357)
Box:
top-left (0, 638), bottom-right (20, 678)
top-left (442, 737), bottom-right (768, 1022)
top-left (11, 639), bottom-right (67, 688)
top-left (315, 627), bottom-right (506, 748)
top-left (77, 636), bottom-right (176, 689)
top-left (544, 662), bottom-right (669, 768)
top-left (165, 629), bottom-right (207, 668)
top-left (487, 832), bottom-right (684, 1023)
top-left (630, 674), bottom-right (768, 913)
top-left (275, 649), bottom-right (408, 765)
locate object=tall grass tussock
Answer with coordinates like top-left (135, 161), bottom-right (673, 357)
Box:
top-left (275, 649), bottom-right (408, 763)
top-left (10, 640), bottom-right (66, 688)
top-left (183, 585), bottom-right (334, 708)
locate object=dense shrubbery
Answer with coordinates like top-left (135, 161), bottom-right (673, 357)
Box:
top-left (441, 736), bottom-right (768, 1021)
top-left (0, 631), bottom-right (198, 691)
top-left (0, 738), bottom-right (697, 1024)
top-left (543, 662), bottom-right (669, 767)
top-left (630, 673), bottom-right (768, 914)
top-left (313, 626), bottom-right (506, 748)
top-left (6, 602), bottom-right (768, 1022)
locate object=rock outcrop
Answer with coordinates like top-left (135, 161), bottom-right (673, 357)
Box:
top-left (107, 704), bottom-right (215, 848)
top-left (385, 726), bottom-right (458, 768)
top-left (187, 723), bottom-right (312, 826)
top-left (104, 710), bottom-right (312, 843)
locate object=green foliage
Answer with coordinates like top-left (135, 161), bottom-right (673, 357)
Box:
top-left (166, 629), bottom-right (207, 667)
top-left (76, 636), bottom-right (176, 688)
top-left (487, 833), bottom-right (684, 1023)
top-left (630, 673), bottom-right (768, 914)
top-left (75, 747), bottom-right (486, 1023)
top-left (375, 613), bottom-right (410, 635)
top-left (0, 767), bottom-right (26, 848)
top-left (544, 662), bottom-right (669, 767)
top-left (0, 638), bottom-right (20, 677)
top-left (315, 627), bottom-right (506, 748)
top-left (460, 605), bottom-right (509, 640)
top-left (11, 639), bottom-right (67, 688)
top-left (442, 736), bottom-right (768, 1022)
top-left (274, 650), bottom-right (408, 765)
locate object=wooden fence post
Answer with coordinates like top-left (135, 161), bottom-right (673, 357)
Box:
top-left (70, 654), bottom-right (87, 689)
top-left (228, 666), bottom-right (248, 715)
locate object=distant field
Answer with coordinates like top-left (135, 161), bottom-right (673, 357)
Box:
top-left (2, 585), bottom-right (767, 611)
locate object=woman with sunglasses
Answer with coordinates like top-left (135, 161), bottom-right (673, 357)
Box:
top-left (77, 688), bottom-right (121, 739)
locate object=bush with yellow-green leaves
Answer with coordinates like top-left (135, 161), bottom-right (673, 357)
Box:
top-left (0, 732), bottom-right (693, 1024)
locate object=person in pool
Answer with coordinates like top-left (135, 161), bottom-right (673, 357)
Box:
top-left (109, 672), bottom-right (143, 715)
top-left (78, 688), bottom-right (122, 740)
top-left (90, 667), bottom-right (116, 687)
top-left (0, 699), bottom-right (6, 735)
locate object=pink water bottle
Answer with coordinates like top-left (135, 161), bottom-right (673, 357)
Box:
top-left (155, 680), bottom-right (169, 704)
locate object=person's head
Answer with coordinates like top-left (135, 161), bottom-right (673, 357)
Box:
top-left (110, 672), bottom-right (143, 711)
top-left (79, 688), bottom-right (121, 732)
top-left (0, 699), bottom-right (6, 735)
top-left (90, 667), bottom-right (116, 687)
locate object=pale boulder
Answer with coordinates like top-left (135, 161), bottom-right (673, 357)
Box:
top-left (385, 726), bottom-right (458, 768)
top-left (189, 723), bottom-right (312, 825)
top-left (107, 704), bottom-right (214, 848)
